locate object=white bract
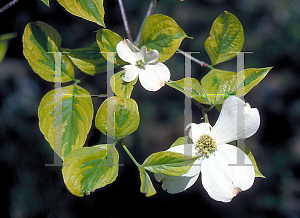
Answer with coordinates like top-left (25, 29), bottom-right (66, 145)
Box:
top-left (154, 96), bottom-right (260, 202)
top-left (116, 39), bottom-right (170, 91)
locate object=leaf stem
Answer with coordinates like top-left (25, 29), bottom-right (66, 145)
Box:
top-left (118, 0), bottom-right (133, 42)
top-left (201, 105), bottom-right (214, 123)
top-left (135, 0), bottom-right (157, 44)
top-left (177, 49), bottom-right (211, 68)
top-left (122, 140), bottom-right (140, 167)
top-left (73, 79), bottom-right (81, 85)
top-left (204, 112), bottom-right (209, 123)
top-left (0, 0), bottom-right (20, 14)
top-left (207, 105), bottom-right (214, 111)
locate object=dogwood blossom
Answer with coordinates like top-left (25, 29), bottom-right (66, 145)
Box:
top-left (116, 39), bottom-right (170, 91)
top-left (154, 96), bottom-right (260, 202)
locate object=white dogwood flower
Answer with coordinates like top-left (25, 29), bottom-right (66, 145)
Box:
top-left (154, 96), bottom-right (260, 202)
top-left (116, 39), bottom-right (170, 91)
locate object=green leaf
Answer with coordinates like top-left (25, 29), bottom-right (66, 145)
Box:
top-left (41, 0), bottom-right (49, 7)
top-left (38, 84), bottom-right (93, 159)
top-left (237, 67), bottom-right (273, 95)
top-left (167, 77), bottom-right (212, 105)
top-left (214, 67), bottom-right (273, 105)
top-left (110, 70), bottom-right (138, 99)
top-left (96, 29), bottom-right (125, 65)
top-left (214, 75), bottom-right (237, 105)
top-left (57, 0), bottom-right (105, 27)
top-left (138, 166), bottom-right (157, 197)
top-left (227, 142), bottom-right (265, 178)
top-left (23, 21), bottom-right (74, 82)
top-left (62, 144), bottom-right (119, 197)
top-left (201, 68), bottom-right (235, 104)
top-left (245, 146), bottom-right (265, 178)
top-left (61, 42), bottom-right (107, 75)
top-left (0, 32), bottom-right (17, 64)
top-left (0, 32), bottom-right (17, 41)
top-left (139, 14), bottom-right (191, 62)
top-left (142, 151), bottom-right (198, 176)
top-left (95, 97), bottom-right (140, 141)
top-left (205, 11), bottom-right (244, 66)
top-left (170, 136), bottom-right (193, 148)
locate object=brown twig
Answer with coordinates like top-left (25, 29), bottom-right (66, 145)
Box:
top-left (118, 0), bottom-right (133, 42)
top-left (135, 0), bottom-right (157, 44)
top-left (0, 0), bottom-right (20, 14)
top-left (177, 49), bottom-right (209, 67)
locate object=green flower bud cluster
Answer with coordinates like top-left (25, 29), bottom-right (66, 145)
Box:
top-left (196, 134), bottom-right (217, 157)
top-left (135, 59), bottom-right (146, 69)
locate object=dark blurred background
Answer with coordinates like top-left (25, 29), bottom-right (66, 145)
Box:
top-left (1, 0), bottom-right (300, 217)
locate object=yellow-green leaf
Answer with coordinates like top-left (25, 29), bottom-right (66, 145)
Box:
top-left (38, 84), bottom-right (93, 159)
top-left (167, 77), bottom-right (212, 105)
top-left (139, 14), bottom-right (191, 62)
top-left (41, 0), bottom-right (49, 7)
top-left (142, 151), bottom-right (198, 176)
top-left (23, 21), bottom-right (74, 82)
top-left (205, 11), bottom-right (244, 66)
top-left (138, 166), bottom-right (157, 197)
top-left (96, 29), bottom-right (125, 65)
top-left (57, 0), bottom-right (105, 27)
top-left (0, 32), bottom-right (17, 64)
top-left (245, 146), bottom-right (265, 178)
top-left (95, 97), bottom-right (140, 141)
top-left (214, 75), bottom-right (237, 105)
top-left (214, 67), bottom-right (273, 105)
top-left (110, 70), bottom-right (138, 99)
top-left (62, 144), bottom-right (119, 197)
top-left (169, 136), bottom-right (193, 148)
top-left (237, 67), bottom-right (273, 95)
top-left (201, 68), bottom-right (235, 104)
top-left (61, 42), bottom-right (107, 75)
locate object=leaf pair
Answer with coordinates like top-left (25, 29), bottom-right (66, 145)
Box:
top-left (167, 12), bottom-right (272, 106)
top-left (203, 12), bottom-right (273, 105)
top-left (138, 150), bottom-right (198, 197)
top-left (201, 67), bottom-right (272, 105)
top-left (167, 66), bottom-right (271, 107)
top-left (138, 141), bottom-right (199, 197)
top-left (23, 21), bottom-right (110, 78)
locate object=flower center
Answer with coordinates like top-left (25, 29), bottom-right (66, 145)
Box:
top-left (196, 134), bottom-right (217, 157)
top-left (135, 59), bottom-right (146, 69)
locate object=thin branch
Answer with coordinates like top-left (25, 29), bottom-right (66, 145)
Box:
top-left (135, 0), bottom-right (157, 44)
top-left (122, 140), bottom-right (140, 167)
top-left (177, 49), bottom-right (210, 68)
top-left (145, 0), bottom-right (157, 18)
top-left (0, 0), bottom-right (20, 14)
top-left (118, 0), bottom-right (133, 42)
